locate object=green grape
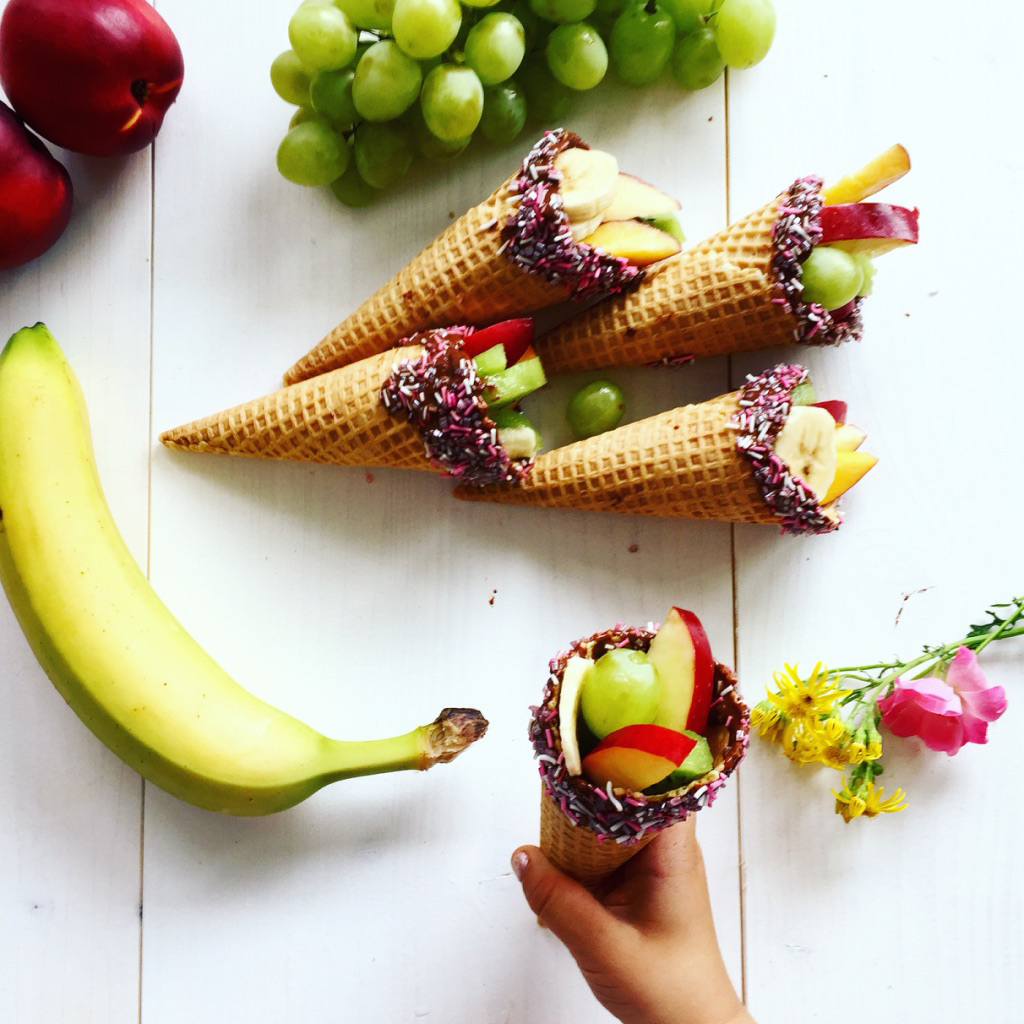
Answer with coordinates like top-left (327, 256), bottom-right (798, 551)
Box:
top-left (609, 0), bottom-right (676, 87)
top-left (352, 41), bottom-right (423, 121)
top-left (288, 5), bottom-right (358, 72)
top-left (310, 67), bottom-right (359, 126)
top-left (660, 0), bottom-right (712, 34)
top-left (335, 0), bottom-right (396, 29)
top-left (392, 0), bottom-right (462, 59)
top-left (504, 0), bottom-right (545, 49)
top-left (405, 102), bottom-right (472, 159)
top-left (420, 64), bottom-right (484, 141)
top-left (277, 121), bottom-right (351, 186)
top-left (289, 106), bottom-right (332, 128)
top-left (588, 0), bottom-right (628, 36)
top-left (462, 0), bottom-right (501, 7)
top-left (353, 121), bottom-right (415, 188)
top-left (712, 0), bottom-right (775, 69)
top-left (330, 162), bottom-right (382, 207)
top-left (671, 26), bottom-right (724, 90)
top-left (545, 22), bottom-right (607, 90)
top-left (528, 0), bottom-right (596, 23)
top-left (520, 53), bottom-right (572, 122)
top-left (479, 81), bottom-right (527, 142)
top-left (271, 50), bottom-right (314, 106)
top-left (580, 648), bottom-right (662, 740)
top-left (852, 252), bottom-right (876, 297)
top-left (800, 246), bottom-right (863, 311)
top-left (566, 379), bottom-right (625, 438)
top-left (464, 14), bottom-right (526, 85)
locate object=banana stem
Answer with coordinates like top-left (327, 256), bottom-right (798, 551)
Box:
top-left (321, 708), bottom-right (489, 782)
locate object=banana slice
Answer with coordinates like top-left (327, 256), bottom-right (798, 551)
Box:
top-left (554, 148), bottom-right (619, 223)
top-left (569, 211), bottom-right (604, 241)
top-left (557, 655), bottom-right (593, 776)
top-left (772, 405), bottom-right (837, 501)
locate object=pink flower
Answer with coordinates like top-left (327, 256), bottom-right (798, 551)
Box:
top-left (877, 647), bottom-right (1008, 756)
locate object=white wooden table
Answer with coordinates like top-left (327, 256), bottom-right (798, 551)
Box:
top-left (3, 1), bottom-right (1022, 1020)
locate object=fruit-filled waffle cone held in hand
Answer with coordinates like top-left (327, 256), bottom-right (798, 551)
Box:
top-left (283, 128), bottom-right (685, 384)
top-left (454, 363), bottom-right (878, 536)
top-left (534, 612), bottom-right (749, 886)
top-left (534, 146), bottom-right (918, 374)
top-left (160, 321), bottom-right (548, 487)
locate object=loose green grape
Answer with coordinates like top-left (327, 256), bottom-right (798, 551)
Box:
top-left (392, 0), bottom-right (462, 59)
top-left (352, 40), bottom-right (423, 121)
top-left (277, 121), bottom-right (351, 186)
top-left (420, 64), bottom-right (485, 141)
top-left (335, 0), bottom-right (396, 30)
top-left (610, 0), bottom-right (676, 87)
top-left (353, 120), bottom-right (415, 189)
top-left (330, 162), bottom-right (382, 207)
top-left (528, 0), bottom-right (596, 23)
top-left (288, 5), bottom-right (358, 72)
top-left (800, 246), bottom-right (863, 311)
top-left (520, 53), bottom-right (572, 121)
top-left (271, 50), bottom-right (314, 106)
top-left (660, 0), bottom-right (712, 34)
top-left (479, 80), bottom-right (527, 142)
top-left (580, 648), bottom-right (662, 740)
top-left (465, 14), bottom-right (526, 85)
top-left (310, 67), bottom-right (359, 126)
top-left (566, 379), bottom-right (626, 438)
top-left (671, 26), bottom-right (724, 90)
top-left (545, 22), bottom-right (607, 90)
top-left (712, 0), bottom-right (775, 69)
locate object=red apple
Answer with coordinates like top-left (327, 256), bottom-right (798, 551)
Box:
top-left (0, 0), bottom-right (184, 158)
top-left (818, 202), bottom-right (919, 257)
top-left (649, 607), bottom-right (714, 736)
top-left (813, 400), bottom-right (847, 425)
top-left (462, 317), bottom-right (535, 363)
top-left (0, 101), bottom-right (73, 271)
top-left (582, 724), bottom-right (697, 792)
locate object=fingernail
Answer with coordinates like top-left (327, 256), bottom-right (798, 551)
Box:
top-left (511, 850), bottom-right (529, 881)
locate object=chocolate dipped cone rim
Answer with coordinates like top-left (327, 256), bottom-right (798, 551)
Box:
top-left (531, 624), bottom-right (750, 852)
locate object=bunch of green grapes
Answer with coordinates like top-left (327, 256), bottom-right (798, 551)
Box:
top-left (270, 0), bottom-right (775, 206)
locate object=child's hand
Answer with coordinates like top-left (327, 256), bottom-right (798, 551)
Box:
top-left (512, 818), bottom-right (754, 1024)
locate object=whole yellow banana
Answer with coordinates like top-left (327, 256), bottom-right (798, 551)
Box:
top-left (0, 324), bottom-right (487, 815)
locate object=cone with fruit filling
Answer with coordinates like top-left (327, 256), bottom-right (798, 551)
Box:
top-left (160, 330), bottom-right (533, 486)
top-left (455, 363), bottom-right (843, 536)
top-left (535, 177), bottom-right (863, 374)
top-left (283, 129), bottom-right (645, 385)
top-left (534, 625), bottom-right (749, 887)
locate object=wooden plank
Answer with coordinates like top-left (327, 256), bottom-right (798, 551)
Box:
top-left (0, 72), bottom-right (152, 1024)
top-left (144, 2), bottom-right (739, 1018)
top-left (729, 0), bottom-right (1024, 1019)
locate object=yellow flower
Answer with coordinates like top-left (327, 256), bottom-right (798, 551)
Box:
top-left (751, 702), bottom-right (787, 743)
top-left (781, 719), bottom-right (825, 765)
top-left (861, 782), bottom-right (907, 818)
top-left (834, 787), bottom-right (868, 823)
top-left (767, 662), bottom-right (851, 721)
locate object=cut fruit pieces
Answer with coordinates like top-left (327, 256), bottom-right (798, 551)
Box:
top-left (772, 405), bottom-right (838, 501)
top-left (820, 144), bottom-right (911, 205)
top-left (820, 202), bottom-right (919, 257)
top-left (481, 351), bottom-right (547, 408)
top-left (473, 344), bottom-right (507, 377)
top-left (462, 318), bottom-right (535, 362)
top-left (834, 422), bottom-right (867, 452)
top-left (581, 724), bottom-right (697, 791)
top-left (813, 400), bottom-right (848, 424)
top-left (601, 172), bottom-right (681, 222)
top-left (554, 147), bottom-right (619, 222)
top-left (822, 448), bottom-right (878, 503)
top-left (580, 219), bottom-right (682, 266)
top-left (556, 655), bottom-right (592, 776)
top-left (649, 607), bottom-right (714, 737)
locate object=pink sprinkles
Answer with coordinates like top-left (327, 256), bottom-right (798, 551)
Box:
top-left (500, 129), bottom-right (645, 300)
top-left (530, 626), bottom-right (750, 847)
top-left (772, 176), bottom-right (865, 346)
top-left (732, 363), bottom-right (839, 536)
top-left (380, 329), bottom-right (533, 486)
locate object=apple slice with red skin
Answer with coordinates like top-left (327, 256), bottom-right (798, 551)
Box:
top-left (0, 100), bottom-right (73, 271)
top-left (461, 317), bottom-right (534, 363)
top-left (0, 0), bottom-right (184, 157)
top-left (649, 607), bottom-right (714, 737)
top-left (582, 724), bottom-right (697, 791)
top-left (818, 203), bottom-right (919, 258)
top-left (813, 400), bottom-right (847, 425)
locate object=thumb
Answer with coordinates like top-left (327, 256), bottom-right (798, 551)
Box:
top-left (511, 845), bottom-right (617, 955)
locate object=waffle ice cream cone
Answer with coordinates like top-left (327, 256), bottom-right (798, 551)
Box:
top-left (283, 130), bottom-right (643, 385)
top-left (160, 347), bottom-right (432, 471)
top-left (535, 180), bottom-right (862, 375)
top-left (532, 625), bottom-right (749, 888)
